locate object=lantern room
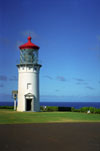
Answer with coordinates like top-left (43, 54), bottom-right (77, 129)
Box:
top-left (19, 36), bottom-right (39, 64)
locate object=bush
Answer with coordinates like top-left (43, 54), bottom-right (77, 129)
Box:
top-left (94, 108), bottom-right (100, 114)
top-left (46, 106), bottom-right (58, 112)
top-left (80, 107), bottom-right (89, 113)
top-left (71, 107), bottom-right (80, 112)
top-left (40, 106), bottom-right (44, 111)
top-left (71, 107), bottom-right (75, 112)
top-left (74, 109), bottom-right (80, 112)
top-left (40, 106), bottom-right (58, 112)
top-left (89, 107), bottom-right (95, 113)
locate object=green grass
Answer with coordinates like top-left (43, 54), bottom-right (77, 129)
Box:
top-left (0, 109), bottom-right (100, 124)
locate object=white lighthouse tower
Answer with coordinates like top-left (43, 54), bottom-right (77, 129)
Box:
top-left (17, 36), bottom-right (41, 112)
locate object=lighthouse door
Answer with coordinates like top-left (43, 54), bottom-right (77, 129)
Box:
top-left (26, 99), bottom-right (32, 111)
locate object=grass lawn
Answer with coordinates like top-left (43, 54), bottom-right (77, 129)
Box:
top-left (0, 109), bottom-right (100, 124)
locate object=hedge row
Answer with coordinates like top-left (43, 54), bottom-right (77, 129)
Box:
top-left (0, 106), bottom-right (14, 109)
top-left (71, 107), bottom-right (100, 114)
top-left (40, 106), bottom-right (100, 114)
top-left (0, 106), bottom-right (100, 114)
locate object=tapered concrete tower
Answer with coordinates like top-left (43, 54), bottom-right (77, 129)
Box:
top-left (17, 36), bottom-right (41, 112)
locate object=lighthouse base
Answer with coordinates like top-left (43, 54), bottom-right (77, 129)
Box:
top-left (17, 93), bottom-right (40, 112)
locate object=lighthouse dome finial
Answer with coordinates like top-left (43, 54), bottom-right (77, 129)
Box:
top-left (28, 36), bottom-right (32, 41)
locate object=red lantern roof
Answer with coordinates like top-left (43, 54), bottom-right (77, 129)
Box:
top-left (19, 36), bottom-right (39, 50)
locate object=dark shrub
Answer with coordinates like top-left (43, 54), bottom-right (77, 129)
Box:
top-left (58, 107), bottom-right (71, 111)
top-left (0, 106), bottom-right (14, 109)
top-left (40, 106), bottom-right (44, 111)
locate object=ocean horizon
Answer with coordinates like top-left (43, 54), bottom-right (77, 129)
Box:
top-left (0, 101), bottom-right (100, 109)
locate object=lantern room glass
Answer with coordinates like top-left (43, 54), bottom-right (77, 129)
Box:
top-left (20, 49), bottom-right (38, 64)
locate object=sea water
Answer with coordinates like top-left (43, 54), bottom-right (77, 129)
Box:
top-left (0, 102), bottom-right (100, 109)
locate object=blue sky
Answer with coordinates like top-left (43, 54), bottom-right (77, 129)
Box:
top-left (0, 0), bottom-right (100, 102)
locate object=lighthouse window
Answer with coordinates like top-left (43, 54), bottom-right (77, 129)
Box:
top-left (27, 83), bottom-right (32, 90)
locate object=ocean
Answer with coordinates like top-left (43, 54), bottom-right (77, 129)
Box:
top-left (0, 102), bottom-right (100, 109)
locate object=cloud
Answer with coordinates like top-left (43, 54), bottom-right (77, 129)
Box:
top-left (44, 75), bottom-right (53, 80)
top-left (83, 82), bottom-right (88, 85)
top-left (0, 84), bottom-right (4, 88)
top-left (22, 30), bottom-right (39, 40)
top-left (76, 82), bottom-right (88, 85)
top-left (55, 89), bottom-right (60, 92)
top-left (56, 76), bottom-right (66, 82)
top-left (86, 86), bottom-right (94, 90)
top-left (76, 82), bottom-right (81, 85)
top-left (0, 75), bottom-right (18, 82)
top-left (73, 78), bottom-right (84, 82)
top-left (9, 76), bottom-right (18, 81)
top-left (0, 75), bottom-right (7, 81)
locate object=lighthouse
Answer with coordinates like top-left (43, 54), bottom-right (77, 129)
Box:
top-left (17, 36), bottom-right (42, 112)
